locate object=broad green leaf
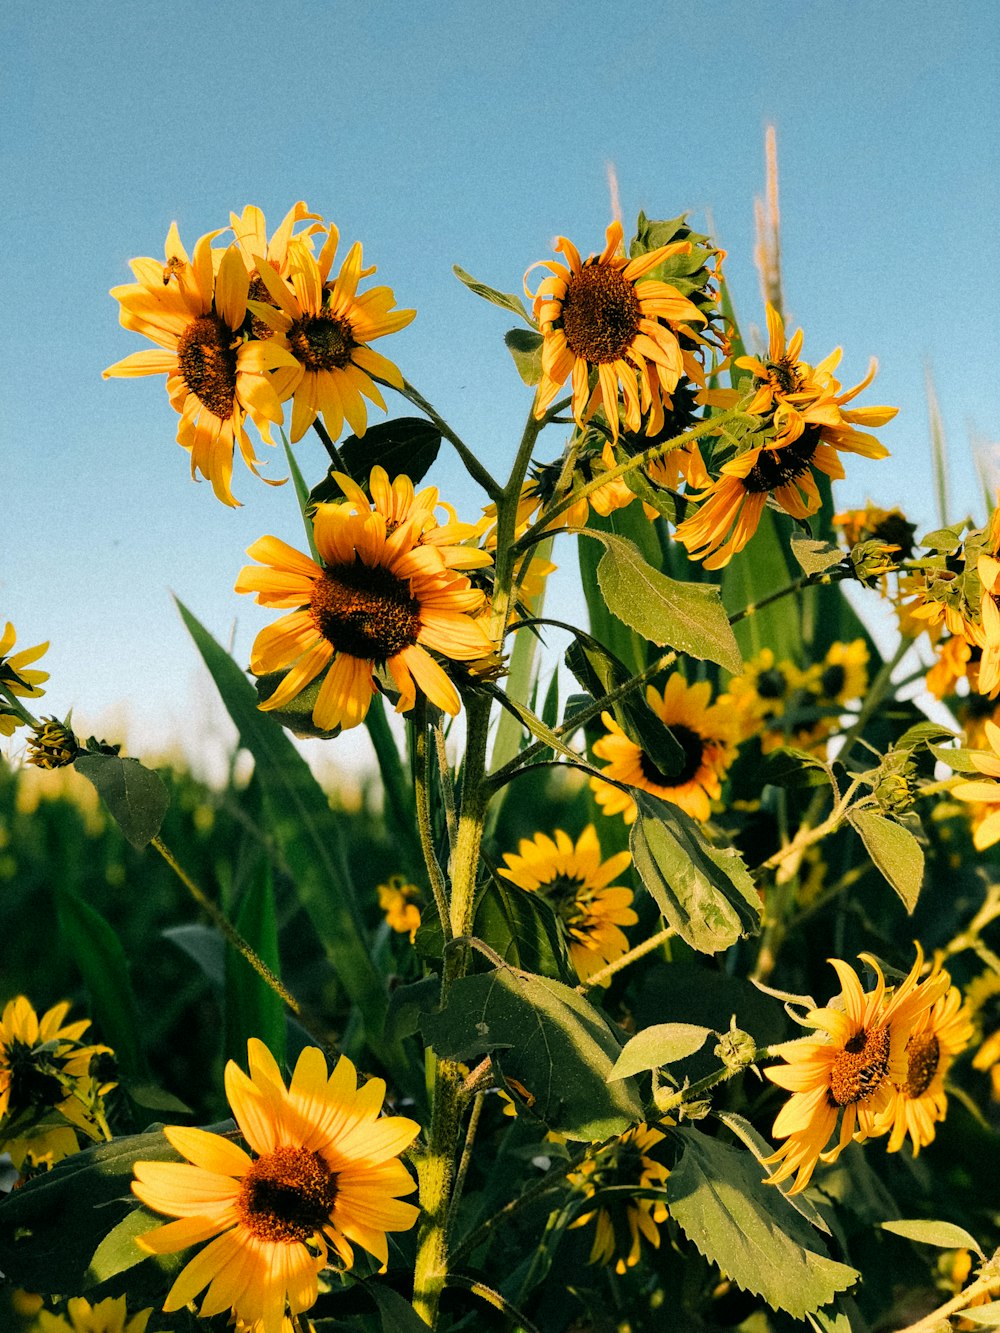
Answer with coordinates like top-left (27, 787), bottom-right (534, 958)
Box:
top-left (384, 976), bottom-right (440, 1043)
top-left (608, 1023), bottom-right (712, 1080)
top-left (930, 743), bottom-right (983, 773)
top-left (577, 512), bottom-right (646, 674)
top-left (630, 793), bottom-right (761, 954)
top-left (0, 1128), bottom-right (183, 1292)
top-left (176, 601), bottom-right (411, 1089)
top-left (225, 862), bottom-right (285, 1070)
top-left (959, 1304), bottom-right (1000, 1328)
top-left (849, 809), bottom-right (925, 912)
top-left (668, 1128), bottom-right (858, 1319)
top-left (790, 536), bottom-right (845, 577)
top-left (307, 418), bottom-right (442, 507)
top-left (504, 327), bottom-right (544, 385)
top-left (880, 1218), bottom-right (985, 1258)
top-left (579, 529), bottom-right (741, 674)
top-left (453, 264), bottom-right (534, 324)
top-left (759, 747), bottom-right (834, 790)
top-left (475, 877), bottom-right (573, 982)
top-left (73, 754), bottom-right (169, 850)
top-left (919, 524), bottom-right (966, 552)
top-left (896, 721), bottom-right (958, 750)
top-left (807, 1309), bottom-right (855, 1333)
top-left (715, 1110), bottom-right (830, 1235)
top-left (56, 886), bottom-right (145, 1077)
top-left (484, 682), bottom-right (589, 769)
top-left (365, 1281), bottom-right (432, 1330)
top-left (420, 968), bottom-right (643, 1140)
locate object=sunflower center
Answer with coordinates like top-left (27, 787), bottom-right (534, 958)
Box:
top-left (760, 357), bottom-right (802, 396)
top-left (540, 873), bottom-right (589, 927)
top-left (755, 668), bottom-right (788, 700)
top-left (288, 311), bottom-right (356, 371)
top-left (561, 263), bottom-right (642, 365)
top-left (638, 724), bottom-right (706, 787)
top-left (177, 315), bottom-right (238, 420)
top-left (744, 432), bottom-right (820, 495)
top-left (311, 562), bottom-right (421, 660)
top-left (237, 1146), bottom-right (337, 1244)
top-left (820, 665), bottom-right (846, 699)
top-left (902, 1032), bottom-right (940, 1099)
top-left (828, 1025), bottom-right (891, 1106)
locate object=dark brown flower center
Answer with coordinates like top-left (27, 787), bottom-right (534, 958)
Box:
top-left (819, 665), bottom-right (847, 699)
top-left (829, 1026), bottom-right (890, 1106)
top-left (539, 873), bottom-right (589, 929)
top-left (177, 315), bottom-right (238, 420)
top-left (744, 432), bottom-right (819, 495)
top-left (237, 1146), bottom-right (337, 1244)
top-left (288, 310), bottom-right (356, 371)
top-left (311, 562), bottom-right (420, 660)
top-left (638, 724), bottom-right (706, 787)
top-left (759, 357), bottom-right (802, 396)
top-left (902, 1032), bottom-right (940, 1099)
top-left (755, 667), bottom-right (788, 701)
top-left (561, 262), bottom-right (642, 365)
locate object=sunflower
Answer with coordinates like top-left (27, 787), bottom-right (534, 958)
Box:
top-left (815, 639), bottom-right (869, 707)
top-left (721, 648), bottom-right (817, 745)
top-left (235, 473), bottom-right (495, 732)
top-left (246, 222), bottom-right (414, 443)
top-left (104, 227), bottom-right (292, 506)
top-left (590, 674), bottom-right (740, 824)
top-left (833, 502), bottom-right (916, 560)
top-left (0, 996), bottom-right (113, 1161)
top-left (526, 221), bottom-right (707, 442)
top-left (229, 201), bottom-right (324, 340)
top-left (884, 981), bottom-right (973, 1155)
top-left (952, 718), bottom-right (1000, 849)
top-left (377, 875), bottom-right (422, 940)
top-left (0, 621), bottom-right (48, 734)
top-left (132, 1040), bottom-right (420, 1332)
top-left (568, 1123), bottom-right (670, 1274)
top-left (34, 1295), bottom-right (152, 1333)
top-left (927, 635), bottom-right (978, 700)
top-left (763, 948), bottom-right (948, 1194)
top-left (497, 826), bottom-right (636, 985)
top-left (676, 309), bottom-right (895, 569)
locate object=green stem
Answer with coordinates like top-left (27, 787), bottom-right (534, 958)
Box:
top-left (414, 707), bottom-right (451, 942)
top-left (310, 417), bottom-right (349, 473)
top-left (729, 577), bottom-right (810, 625)
top-left (446, 1091), bottom-right (484, 1239)
top-left (398, 379), bottom-right (504, 501)
top-left (893, 1263), bottom-right (1000, 1333)
top-left (578, 926), bottom-right (675, 992)
top-left (151, 837), bottom-right (301, 1015)
top-left (446, 1275), bottom-right (543, 1333)
top-left (433, 721), bottom-right (459, 853)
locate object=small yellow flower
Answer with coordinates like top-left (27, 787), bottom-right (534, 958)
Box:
top-left (0, 622), bottom-right (48, 735)
top-left (568, 1123), bottom-right (670, 1274)
top-left (884, 980), bottom-right (972, 1155)
top-left (33, 1295), bottom-right (154, 1333)
top-left (377, 875), bottom-right (422, 940)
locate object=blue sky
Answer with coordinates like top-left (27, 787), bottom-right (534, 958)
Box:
top-left (2, 1), bottom-right (998, 774)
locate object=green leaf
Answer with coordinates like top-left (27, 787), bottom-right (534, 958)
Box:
top-left (475, 877), bottom-right (573, 981)
top-left (56, 886), bottom-right (145, 1077)
top-left (0, 1128), bottom-right (182, 1293)
top-left (759, 747), bottom-right (834, 790)
top-left (608, 1023), bottom-right (712, 1079)
top-left (385, 977), bottom-right (440, 1044)
top-left (630, 793), bottom-right (761, 954)
top-left (668, 1128), bottom-right (858, 1319)
top-left (176, 601), bottom-right (410, 1089)
top-left (282, 431), bottom-right (320, 561)
top-left (790, 536), bottom-right (845, 577)
top-left (86, 1205), bottom-right (164, 1285)
top-left (919, 524), bottom-right (966, 553)
top-left (958, 1304), bottom-right (1000, 1328)
top-left (483, 682), bottom-right (589, 769)
top-left (880, 1217), bottom-right (985, 1258)
top-left (453, 264), bottom-right (534, 324)
top-left (577, 529), bottom-right (742, 674)
top-left (420, 968), bottom-right (643, 1140)
top-left (73, 754), bottom-right (169, 850)
top-left (252, 665), bottom-right (341, 740)
top-left (225, 862), bottom-right (285, 1070)
top-left (504, 327), bottom-right (544, 386)
top-left (306, 417), bottom-right (442, 507)
top-left (848, 809), bottom-right (925, 912)
top-left (364, 1281), bottom-right (432, 1330)
top-left (897, 721), bottom-right (958, 750)
top-left (715, 1110), bottom-right (830, 1235)
top-left (930, 743), bottom-right (983, 773)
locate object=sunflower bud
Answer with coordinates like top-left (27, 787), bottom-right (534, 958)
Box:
top-left (874, 749), bottom-right (918, 816)
top-left (848, 539), bottom-right (903, 587)
top-left (27, 718), bottom-right (79, 769)
top-left (715, 1021), bottom-right (758, 1074)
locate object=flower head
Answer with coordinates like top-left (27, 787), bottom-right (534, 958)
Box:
top-left (104, 226), bottom-right (292, 505)
top-left (0, 622), bottom-right (48, 734)
top-left (526, 221), bottom-right (707, 442)
top-left (247, 222), bottom-right (414, 443)
top-left (590, 674), bottom-right (740, 823)
top-left (377, 875), bottom-right (422, 940)
top-left (33, 1295), bottom-right (153, 1333)
top-left (764, 948), bottom-right (948, 1193)
top-left (568, 1123), bottom-right (670, 1274)
top-left (27, 718), bottom-right (79, 769)
top-left (132, 1039), bottom-right (419, 1333)
top-left (884, 981), bottom-right (972, 1156)
top-left (236, 468), bottom-right (495, 733)
top-left (498, 826), bottom-right (636, 984)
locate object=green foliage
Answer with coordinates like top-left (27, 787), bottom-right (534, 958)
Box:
top-left (504, 327), bottom-right (544, 386)
top-left (308, 418), bottom-right (443, 506)
top-left (848, 808), bottom-right (926, 912)
top-left (73, 754), bottom-right (169, 850)
top-left (607, 1023), bottom-right (712, 1080)
top-left (452, 264), bottom-right (534, 325)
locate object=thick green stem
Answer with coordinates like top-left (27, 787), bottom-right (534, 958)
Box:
top-left (412, 1057), bottom-right (464, 1326)
top-left (310, 416), bottom-right (349, 473)
top-left (414, 709), bottom-right (452, 942)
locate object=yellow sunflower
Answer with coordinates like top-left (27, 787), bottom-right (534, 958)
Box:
top-left (132, 1039), bottom-right (420, 1333)
top-left (568, 1123), bottom-right (670, 1274)
top-left (235, 472), bottom-right (495, 732)
top-left (676, 309), bottom-right (895, 569)
top-left (927, 635), bottom-right (977, 700)
top-left (884, 981), bottom-right (973, 1156)
top-left (815, 639), bottom-right (869, 707)
top-left (229, 201), bottom-right (324, 340)
top-left (247, 221), bottom-right (415, 443)
top-left (104, 227), bottom-right (291, 506)
top-left (0, 621), bottom-right (48, 735)
top-left (590, 674), bottom-right (740, 824)
top-left (34, 1295), bottom-right (152, 1333)
top-left (952, 718), bottom-right (1000, 849)
top-left (0, 996), bottom-right (113, 1160)
top-left (377, 875), bottom-right (422, 940)
top-left (763, 948), bottom-right (948, 1194)
top-left (497, 826), bottom-right (636, 985)
top-left (526, 221), bottom-right (706, 442)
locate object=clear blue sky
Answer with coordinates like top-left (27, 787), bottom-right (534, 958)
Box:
top-left (3, 0), bottom-right (998, 774)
